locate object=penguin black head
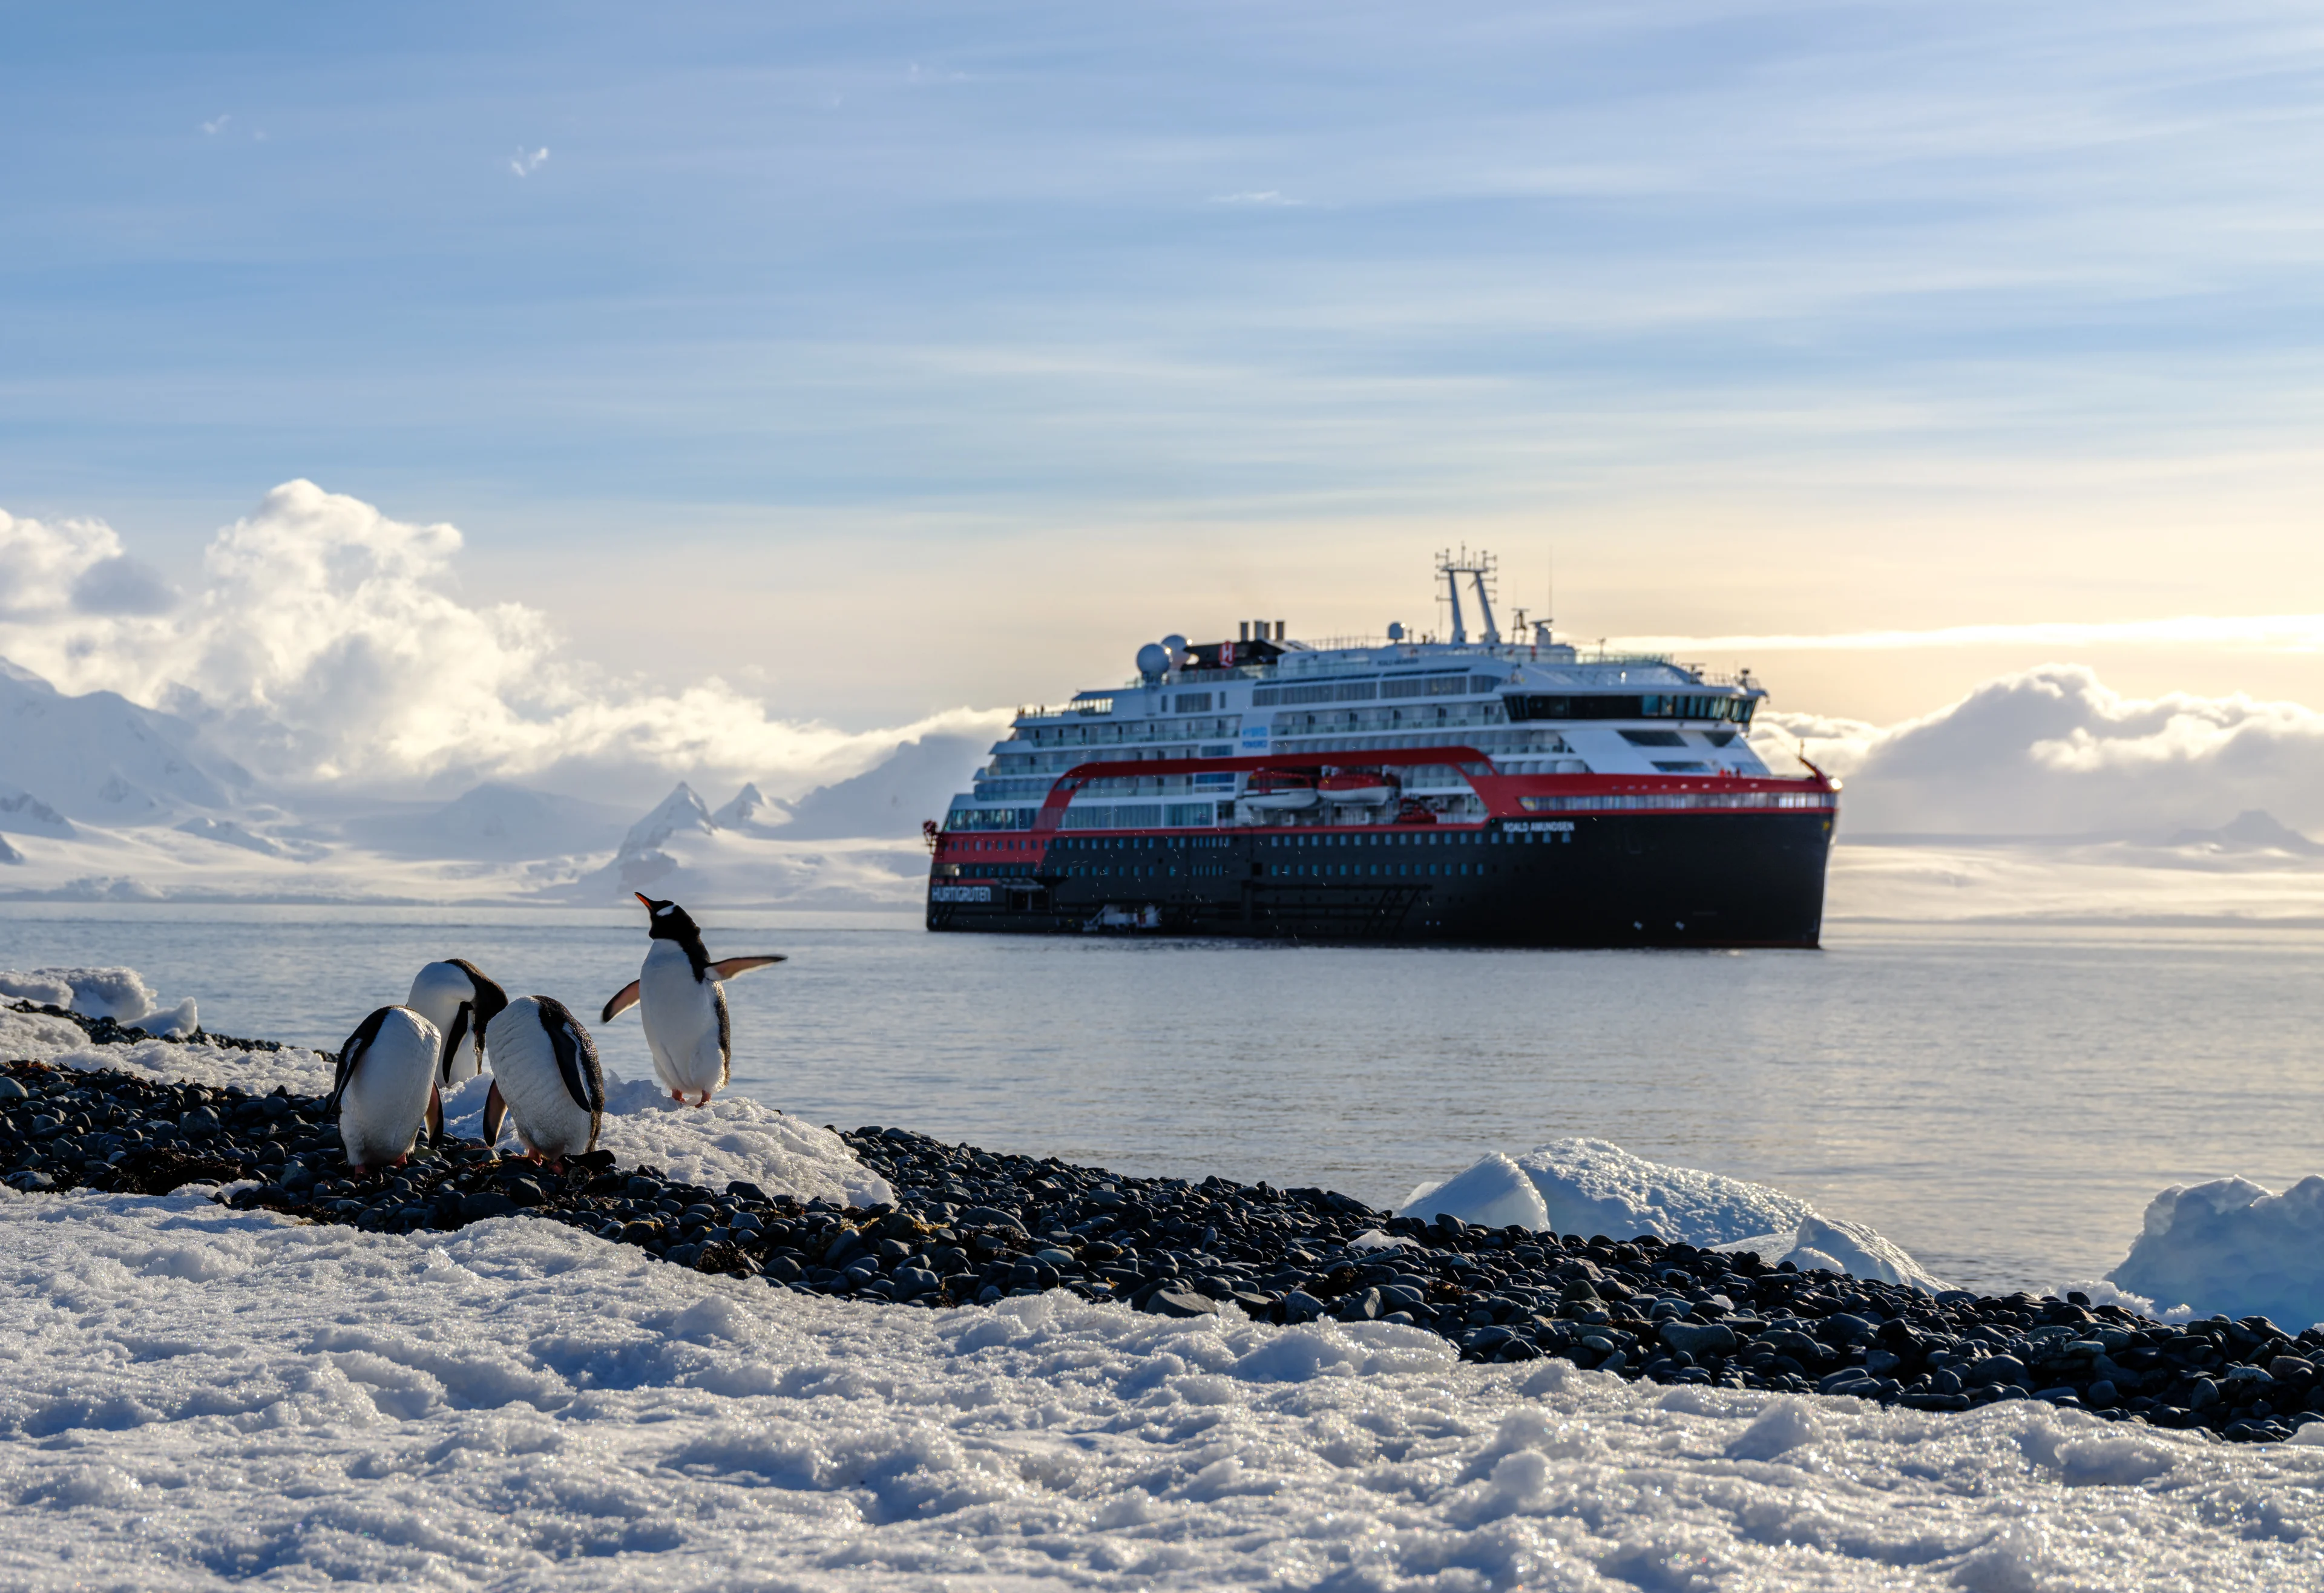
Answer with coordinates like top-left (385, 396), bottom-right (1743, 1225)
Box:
top-left (634, 892), bottom-right (701, 944)
top-left (444, 957), bottom-right (509, 1036)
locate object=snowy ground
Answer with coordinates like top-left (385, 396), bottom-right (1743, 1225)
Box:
top-left (11, 980), bottom-right (2324, 1588)
top-left (7, 1188), bottom-right (2324, 1593)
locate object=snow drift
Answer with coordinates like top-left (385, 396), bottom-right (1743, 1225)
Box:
top-left (0, 1190), bottom-right (2317, 1589)
top-left (1403, 1139), bottom-right (1951, 1293)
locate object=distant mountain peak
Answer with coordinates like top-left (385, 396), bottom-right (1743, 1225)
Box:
top-left (2167, 809), bottom-right (2324, 856)
top-left (711, 781), bottom-right (776, 829)
top-left (621, 781), bottom-right (718, 855)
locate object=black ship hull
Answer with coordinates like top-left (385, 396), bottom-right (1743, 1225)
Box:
top-left (926, 812), bottom-right (1832, 948)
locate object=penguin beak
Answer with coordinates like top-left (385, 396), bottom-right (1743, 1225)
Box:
top-left (634, 893), bottom-right (652, 908)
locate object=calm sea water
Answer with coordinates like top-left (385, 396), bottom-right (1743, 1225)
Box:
top-left (3, 904), bottom-right (2318, 1296)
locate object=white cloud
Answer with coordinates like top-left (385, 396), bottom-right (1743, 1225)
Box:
top-left (1621, 617), bottom-right (2324, 656)
top-left (200, 114), bottom-right (230, 136)
top-left (510, 146), bottom-right (549, 177)
top-left (1767, 665), bottom-right (2324, 834)
top-left (0, 509), bottom-right (130, 619)
top-left (1209, 191), bottom-right (1304, 206)
top-left (0, 482), bottom-right (1003, 800)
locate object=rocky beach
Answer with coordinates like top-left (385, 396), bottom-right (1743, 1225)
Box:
top-left (8, 998), bottom-right (2321, 1452)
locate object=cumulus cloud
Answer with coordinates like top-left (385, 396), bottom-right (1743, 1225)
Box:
top-left (1623, 617), bottom-right (2324, 655)
top-left (70, 556), bottom-right (177, 616)
top-left (0, 509), bottom-right (132, 619)
top-left (1767, 665), bottom-right (2324, 835)
top-left (0, 482), bottom-right (1002, 800)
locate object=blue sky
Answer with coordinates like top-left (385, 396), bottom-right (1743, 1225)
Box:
top-left (4, 1), bottom-right (2322, 725)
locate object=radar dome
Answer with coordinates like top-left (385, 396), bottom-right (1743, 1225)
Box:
top-left (1136, 642), bottom-right (1170, 680)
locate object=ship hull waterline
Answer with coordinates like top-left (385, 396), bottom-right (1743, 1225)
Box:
top-left (926, 810), bottom-right (1833, 948)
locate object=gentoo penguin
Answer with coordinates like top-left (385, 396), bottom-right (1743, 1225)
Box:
top-left (600, 892), bottom-right (784, 1106)
top-left (327, 1006), bottom-right (444, 1172)
top-left (481, 996), bottom-right (605, 1164)
top-left (404, 959), bottom-right (509, 1085)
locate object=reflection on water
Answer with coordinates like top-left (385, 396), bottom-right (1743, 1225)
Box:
top-left (4, 902), bottom-right (2319, 1295)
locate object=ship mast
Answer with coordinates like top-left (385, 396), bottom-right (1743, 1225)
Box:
top-left (1436, 548), bottom-right (1500, 645)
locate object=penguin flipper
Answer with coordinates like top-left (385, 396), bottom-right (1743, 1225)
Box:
top-left (440, 1002), bottom-right (470, 1083)
top-left (715, 982), bottom-right (731, 1089)
top-left (326, 1007), bottom-right (395, 1115)
top-left (538, 997), bottom-right (603, 1116)
top-left (427, 1082), bottom-right (444, 1145)
top-left (600, 980), bottom-right (640, 1023)
top-left (482, 1079), bottom-right (507, 1148)
top-left (709, 955), bottom-right (786, 980)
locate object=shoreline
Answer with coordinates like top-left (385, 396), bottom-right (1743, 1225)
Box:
top-left (5, 1001), bottom-right (2320, 1446)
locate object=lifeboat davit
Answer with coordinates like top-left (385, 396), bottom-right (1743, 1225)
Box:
top-left (1242, 770), bottom-right (1319, 811)
top-left (1319, 770), bottom-right (1399, 806)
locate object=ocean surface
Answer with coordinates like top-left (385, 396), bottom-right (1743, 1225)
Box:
top-left (3, 902), bottom-right (2319, 1298)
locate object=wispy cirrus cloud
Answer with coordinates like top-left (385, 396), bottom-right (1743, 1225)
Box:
top-left (508, 145), bottom-right (549, 177)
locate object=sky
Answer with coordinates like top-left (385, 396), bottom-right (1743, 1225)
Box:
top-left (2, 1), bottom-right (2322, 761)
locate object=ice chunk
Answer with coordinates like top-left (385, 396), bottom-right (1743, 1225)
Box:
top-left (1513, 1137), bottom-right (1814, 1246)
top-left (1396, 1152), bottom-right (1549, 1230)
top-left (0, 965), bottom-right (169, 1025)
top-left (2109, 1175), bottom-right (2324, 1330)
top-left (1405, 1138), bottom-right (1949, 1292)
top-left (1787, 1213), bottom-right (1948, 1293)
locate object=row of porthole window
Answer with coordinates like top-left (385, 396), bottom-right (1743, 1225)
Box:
top-left (1269, 861), bottom-right (1494, 878)
top-left (1265, 829), bottom-right (1567, 846)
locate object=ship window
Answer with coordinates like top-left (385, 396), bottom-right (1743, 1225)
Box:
top-left (1620, 729), bottom-right (1686, 747)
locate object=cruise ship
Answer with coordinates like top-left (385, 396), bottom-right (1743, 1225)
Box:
top-left (925, 553), bottom-right (1836, 946)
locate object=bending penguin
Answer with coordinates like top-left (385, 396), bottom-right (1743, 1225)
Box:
top-left (404, 958), bottom-right (509, 1085)
top-left (482, 996), bottom-right (605, 1165)
top-left (600, 892), bottom-right (785, 1106)
top-left (327, 1006), bottom-right (444, 1172)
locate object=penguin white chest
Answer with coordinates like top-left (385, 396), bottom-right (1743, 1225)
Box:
top-left (405, 962), bottom-right (481, 1082)
top-left (638, 941), bottom-right (725, 1097)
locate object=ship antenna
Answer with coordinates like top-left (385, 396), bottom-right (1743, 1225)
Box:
top-left (1437, 548), bottom-right (1468, 645)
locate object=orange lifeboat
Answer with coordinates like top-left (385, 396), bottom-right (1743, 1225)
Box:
top-left (1241, 770), bottom-right (1319, 811)
top-left (1319, 769), bottom-right (1399, 806)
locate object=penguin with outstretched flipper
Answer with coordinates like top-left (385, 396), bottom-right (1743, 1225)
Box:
top-left (600, 893), bottom-right (784, 1106)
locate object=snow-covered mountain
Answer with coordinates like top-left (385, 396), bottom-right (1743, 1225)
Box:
top-left (0, 657), bottom-right (251, 824)
top-left (773, 732), bottom-right (984, 841)
top-left (0, 655), bottom-right (933, 907)
top-left (344, 781), bottom-right (634, 862)
top-left (553, 780), bottom-right (924, 907)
